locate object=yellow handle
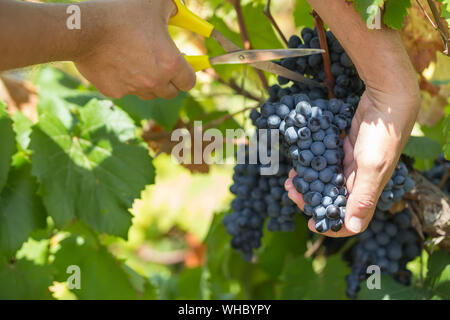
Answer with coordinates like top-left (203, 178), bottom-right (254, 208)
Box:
top-left (169, 0), bottom-right (214, 37)
top-left (185, 55), bottom-right (211, 72)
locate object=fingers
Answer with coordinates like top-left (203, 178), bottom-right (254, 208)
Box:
top-left (285, 169), bottom-right (305, 211)
top-left (154, 81), bottom-right (180, 100)
top-left (171, 56), bottom-right (197, 92)
top-left (135, 91), bottom-right (157, 101)
top-left (344, 159), bottom-right (384, 234)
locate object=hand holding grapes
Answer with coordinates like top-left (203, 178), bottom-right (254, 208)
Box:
top-left (285, 88), bottom-right (419, 237)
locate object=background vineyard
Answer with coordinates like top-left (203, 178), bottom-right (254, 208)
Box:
top-left (0, 0), bottom-right (449, 300)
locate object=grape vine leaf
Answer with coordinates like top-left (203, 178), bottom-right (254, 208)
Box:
top-left (12, 111), bottom-right (33, 151)
top-left (16, 238), bottom-right (50, 266)
top-left (403, 135), bottom-right (442, 159)
top-left (0, 101), bottom-right (16, 192)
top-left (259, 216), bottom-right (308, 278)
top-left (30, 99), bottom-right (155, 238)
top-left (34, 66), bottom-right (100, 108)
top-left (0, 258), bottom-right (53, 299)
top-left (177, 267), bottom-right (203, 299)
top-left (444, 113), bottom-right (450, 160)
top-left (294, 0), bottom-right (314, 28)
top-left (113, 92), bottom-right (186, 130)
top-left (383, 0), bottom-right (411, 30)
top-left (52, 236), bottom-right (140, 299)
top-left (242, 3), bottom-right (283, 49)
top-left (0, 164), bottom-right (47, 259)
top-left (425, 250), bottom-right (450, 289)
top-left (201, 212), bottom-right (243, 300)
top-left (437, 0), bottom-right (450, 24)
top-left (313, 255), bottom-right (349, 299)
top-left (279, 256), bottom-right (317, 299)
top-left (121, 264), bottom-right (157, 300)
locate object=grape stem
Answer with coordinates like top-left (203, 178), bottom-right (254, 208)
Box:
top-left (263, 0), bottom-right (289, 47)
top-left (228, 0), bottom-right (269, 90)
top-left (417, 0), bottom-right (450, 55)
top-left (304, 236), bottom-right (325, 258)
top-left (312, 10), bottom-right (335, 98)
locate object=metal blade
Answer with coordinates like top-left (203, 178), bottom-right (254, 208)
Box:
top-left (249, 61), bottom-right (324, 87)
top-left (210, 49), bottom-right (325, 65)
top-left (210, 29), bottom-right (242, 52)
top-left (210, 29), bottom-right (323, 87)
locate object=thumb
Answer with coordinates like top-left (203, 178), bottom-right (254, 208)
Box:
top-left (344, 163), bottom-right (386, 234)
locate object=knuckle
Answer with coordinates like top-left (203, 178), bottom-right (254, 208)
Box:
top-left (354, 197), bottom-right (377, 211)
top-left (161, 55), bottom-right (182, 73)
top-left (141, 77), bottom-right (158, 91)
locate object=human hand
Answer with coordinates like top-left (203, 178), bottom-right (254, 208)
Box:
top-left (285, 88), bottom-right (420, 237)
top-left (74, 0), bottom-right (196, 100)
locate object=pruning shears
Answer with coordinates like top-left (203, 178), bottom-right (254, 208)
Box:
top-left (169, 0), bottom-right (324, 87)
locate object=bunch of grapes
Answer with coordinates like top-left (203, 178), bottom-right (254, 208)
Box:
top-left (284, 96), bottom-right (354, 232)
top-left (422, 154), bottom-right (450, 195)
top-left (226, 26), bottom-right (421, 302)
top-left (225, 162), bottom-right (267, 261)
top-left (224, 147), bottom-right (302, 260)
top-left (278, 29), bottom-right (364, 99)
top-left (345, 208), bottom-right (421, 298)
top-left (377, 161), bottom-right (415, 211)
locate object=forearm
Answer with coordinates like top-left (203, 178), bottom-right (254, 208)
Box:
top-left (0, 0), bottom-right (101, 71)
top-left (307, 0), bottom-right (419, 102)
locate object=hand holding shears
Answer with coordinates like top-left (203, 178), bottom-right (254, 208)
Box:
top-left (169, 0), bottom-right (324, 87)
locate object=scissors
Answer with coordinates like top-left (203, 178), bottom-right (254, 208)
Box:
top-left (169, 0), bottom-right (324, 87)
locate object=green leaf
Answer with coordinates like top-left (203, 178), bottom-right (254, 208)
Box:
top-left (52, 236), bottom-right (139, 299)
top-left (351, 0), bottom-right (384, 26)
top-left (0, 101), bottom-right (16, 192)
top-left (114, 92), bottom-right (186, 130)
top-left (437, 0), bottom-right (450, 24)
top-left (12, 111), bottom-right (34, 151)
top-left (403, 135), bottom-right (442, 159)
top-left (177, 267), bottom-right (203, 299)
top-left (121, 264), bottom-right (157, 299)
top-left (434, 281), bottom-right (450, 299)
top-left (30, 99), bottom-right (155, 238)
top-left (34, 66), bottom-right (100, 108)
top-left (16, 237), bottom-right (50, 266)
top-left (294, 0), bottom-right (314, 28)
top-left (383, 0), bottom-right (411, 29)
top-left (358, 275), bottom-right (428, 299)
top-left (0, 258), bottom-right (53, 299)
top-left (37, 94), bottom-right (77, 130)
top-left (314, 255), bottom-right (349, 299)
top-left (259, 216), bottom-right (308, 278)
top-left (279, 256), bottom-right (317, 299)
top-left (425, 250), bottom-right (450, 289)
top-left (0, 165), bottom-right (47, 258)
top-left (444, 113), bottom-right (450, 160)
top-left (242, 3), bottom-right (283, 49)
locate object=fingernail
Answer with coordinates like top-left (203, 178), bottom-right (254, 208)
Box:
top-left (348, 216), bottom-right (364, 233)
